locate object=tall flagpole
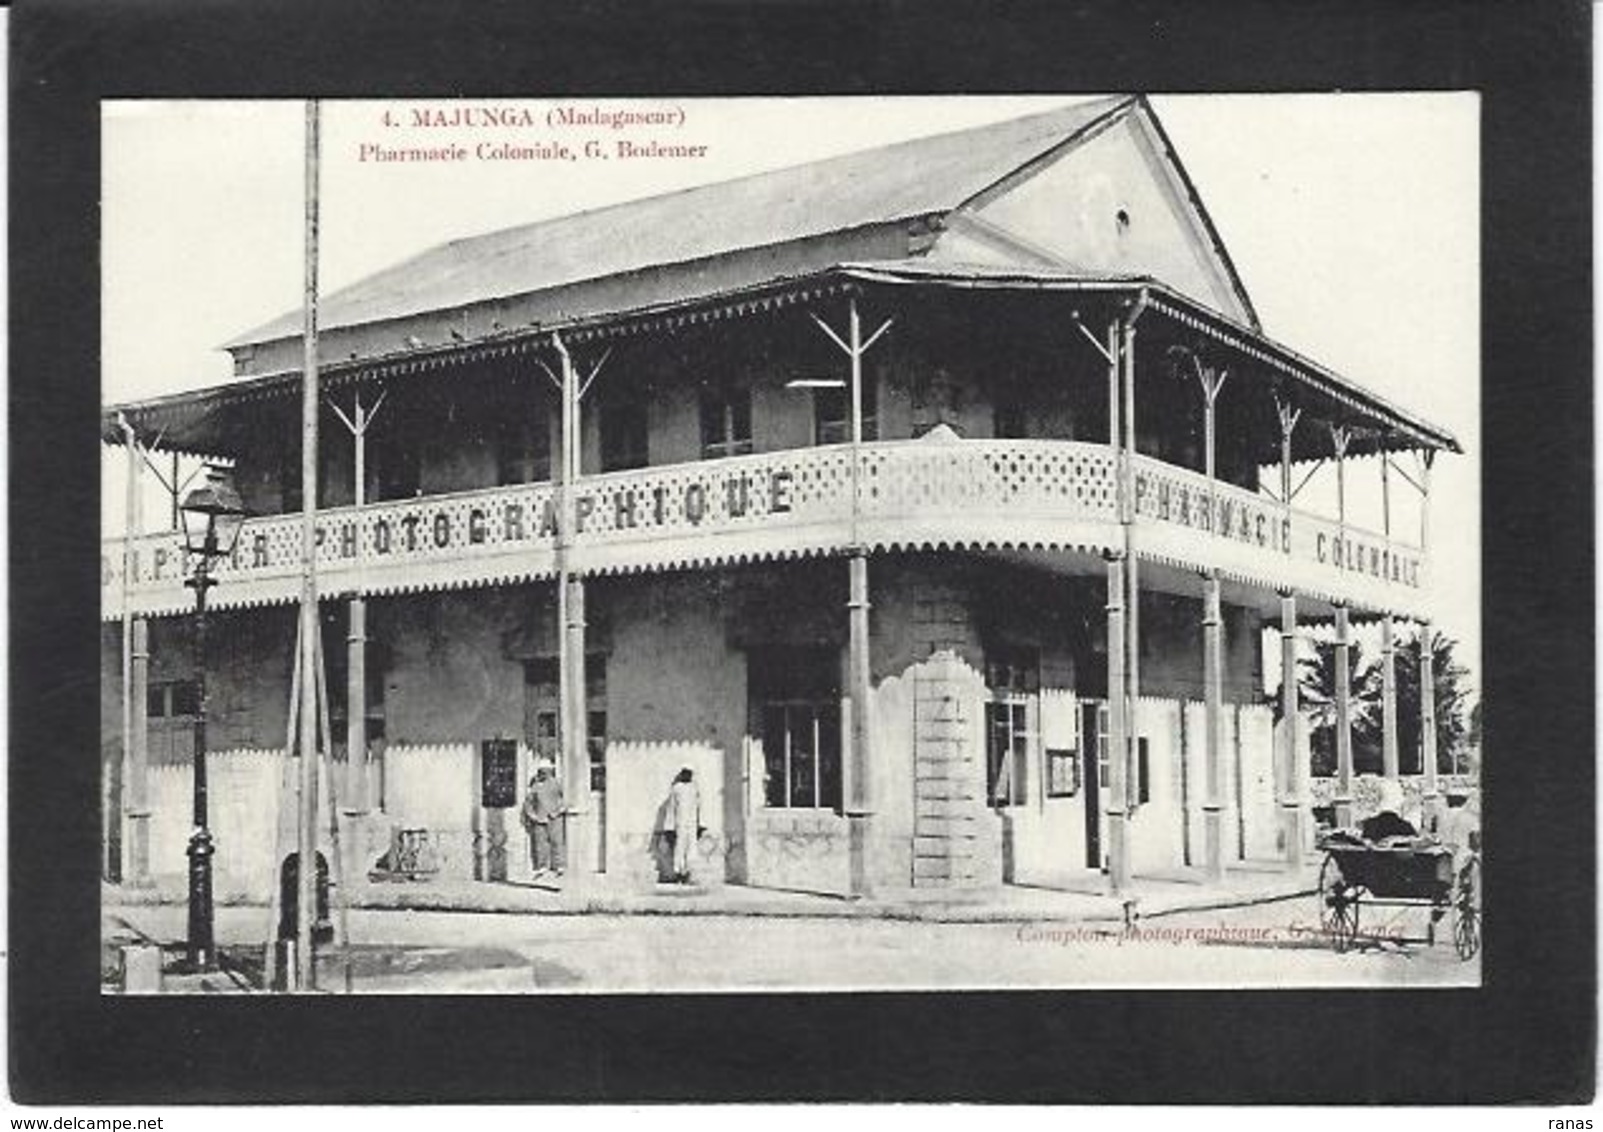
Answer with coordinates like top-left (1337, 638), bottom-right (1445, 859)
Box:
top-left (296, 99), bottom-right (322, 991)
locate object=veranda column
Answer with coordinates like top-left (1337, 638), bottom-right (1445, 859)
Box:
top-left (1380, 617), bottom-right (1399, 782)
top-left (1332, 604), bottom-right (1355, 828)
top-left (329, 389), bottom-right (377, 816)
top-left (347, 601), bottom-right (367, 806)
top-left (126, 618), bottom-right (152, 886)
top-left (1105, 553), bottom-right (1130, 894)
top-left (1278, 591), bottom-right (1302, 870)
top-left (552, 331), bottom-right (593, 881)
top-left (120, 416), bottom-right (152, 885)
top-left (1121, 316), bottom-right (1141, 816)
top-left (846, 553), bottom-right (873, 896)
top-left (562, 575), bottom-right (592, 878)
top-left (1420, 620), bottom-right (1442, 830)
top-left (1378, 449), bottom-right (1399, 787)
top-left (1201, 570), bottom-right (1225, 882)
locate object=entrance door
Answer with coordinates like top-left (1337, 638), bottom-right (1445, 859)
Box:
top-left (523, 656), bottom-right (607, 871)
top-left (1081, 702), bottom-right (1105, 869)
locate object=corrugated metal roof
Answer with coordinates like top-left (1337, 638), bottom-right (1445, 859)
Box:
top-left (227, 95), bottom-right (1135, 348)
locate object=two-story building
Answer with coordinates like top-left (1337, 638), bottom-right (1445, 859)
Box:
top-left (100, 95), bottom-right (1460, 902)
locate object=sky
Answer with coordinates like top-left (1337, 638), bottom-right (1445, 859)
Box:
top-left (100, 94), bottom-right (1480, 685)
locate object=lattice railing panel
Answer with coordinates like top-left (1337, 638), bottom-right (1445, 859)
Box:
top-left (103, 440), bottom-right (1424, 617)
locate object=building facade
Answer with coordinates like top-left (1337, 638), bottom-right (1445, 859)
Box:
top-left (100, 96), bottom-right (1461, 901)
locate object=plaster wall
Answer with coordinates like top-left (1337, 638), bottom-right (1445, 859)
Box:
top-left (970, 113), bottom-right (1250, 323)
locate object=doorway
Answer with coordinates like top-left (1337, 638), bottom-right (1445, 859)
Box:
top-left (1081, 701), bottom-right (1106, 869)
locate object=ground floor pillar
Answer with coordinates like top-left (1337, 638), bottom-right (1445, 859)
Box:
top-left (124, 617), bottom-right (153, 887)
top-left (1201, 571), bottom-right (1225, 882)
top-left (846, 551), bottom-right (874, 897)
top-left (1278, 592), bottom-right (1303, 870)
top-left (1104, 554), bottom-right (1129, 894)
top-left (345, 597), bottom-right (368, 810)
top-left (1380, 616), bottom-right (1400, 782)
top-left (1420, 620), bottom-right (1443, 831)
top-left (1333, 604), bottom-right (1355, 828)
top-left (339, 596), bottom-right (376, 884)
top-left (560, 574), bottom-right (595, 882)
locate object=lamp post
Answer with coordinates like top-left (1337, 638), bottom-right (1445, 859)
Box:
top-left (178, 465), bottom-right (247, 971)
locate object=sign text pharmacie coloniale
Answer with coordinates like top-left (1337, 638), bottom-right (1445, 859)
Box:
top-left (1133, 467), bottom-right (1424, 589)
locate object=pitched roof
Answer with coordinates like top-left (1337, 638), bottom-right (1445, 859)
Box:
top-left (227, 95), bottom-right (1138, 348)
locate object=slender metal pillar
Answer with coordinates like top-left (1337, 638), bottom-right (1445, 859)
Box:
top-left (120, 419), bottom-right (152, 885)
top-left (1380, 617), bottom-right (1399, 781)
top-left (552, 332), bottom-right (593, 881)
top-left (845, 300), bottom-right (877, 896)
top-left (127, 618), bottom-right (152, 886)
top-left (1201, 571), bottom-right (1225, 881)
top-left (1278, 592), bottom-right (1303, 869)
top-left (1332, 604), bottom-right (1354, 828)
top-left (1121, 320), bottom-right (1141, 810)
top-left (346, 393), bottom-right (369, 813)
top-left (346, 600), bottom-right (367, 807)
top-left (1420, 621), bottom-right (1442, 829)
top-left (562, 575), bottom-right (592, 879)
top-left (846, 552), bottom-right (873, 897)
top-left (1105, 554), bottom-right (1129, 894)
top-left (809, 298), bottom-right (893, 891)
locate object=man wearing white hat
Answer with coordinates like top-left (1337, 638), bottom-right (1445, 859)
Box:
top-left (521, 759), bottom-right (567, 877)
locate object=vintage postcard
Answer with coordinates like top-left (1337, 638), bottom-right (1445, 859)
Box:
top-left (98, 94), bottom-right (1481, 995)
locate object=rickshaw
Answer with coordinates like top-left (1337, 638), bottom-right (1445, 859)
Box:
top-left (1315, 829), bottom-right (1480, 959)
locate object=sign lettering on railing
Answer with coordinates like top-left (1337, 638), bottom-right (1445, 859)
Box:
top-left (1132, 459), bottom-right (1422, 592)
top-left (1133, 469), bottom-right (1291, 553)
top-left (102, 441), bottom-right (1422, 615)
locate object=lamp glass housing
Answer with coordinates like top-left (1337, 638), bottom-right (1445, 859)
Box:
top-left (179, 465), bottom-right (248, 561)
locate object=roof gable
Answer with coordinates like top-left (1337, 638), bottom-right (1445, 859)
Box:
top-left (937, 97), bottom-right (1259, 328)
top-left (228, 96), bottom-right (1135, 349)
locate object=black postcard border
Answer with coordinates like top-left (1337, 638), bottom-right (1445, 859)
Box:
top-left (9, 0), bottom-right (1594, 1105)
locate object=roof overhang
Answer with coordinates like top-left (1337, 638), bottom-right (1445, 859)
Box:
top-left (104, 261), bottom-right (1461, 459)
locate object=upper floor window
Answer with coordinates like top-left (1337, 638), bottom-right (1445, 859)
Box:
top-left (700, 385), bottom-right (753, 460)
top-left (600, 402), bottom-right (649, 472)
top-left (372, 433), bottom-right (421, 502)
top-left (813, 380), bottom-right (878, 445)
top-left (280, 444), bottom-right (304, 512)
top-left (495, 410), bottom-right (551, 485)
top-left (993, 387), bottom-right (1028, 439)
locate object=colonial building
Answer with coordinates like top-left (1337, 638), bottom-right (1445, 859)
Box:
top-left (100, 95), bottom-right (1460, 902)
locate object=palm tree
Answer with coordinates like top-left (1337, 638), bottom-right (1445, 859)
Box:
top-left (1297, 639), bottom-right (1382, 777)
top-left (1392, 628), bottom-right (1474, 775)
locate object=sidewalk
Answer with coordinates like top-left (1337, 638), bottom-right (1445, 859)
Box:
top-left (105, 857), bottom-right (1317, 925)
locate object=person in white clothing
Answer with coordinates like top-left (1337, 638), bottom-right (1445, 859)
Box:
top-left (663, 767), bottom-right (702, 884)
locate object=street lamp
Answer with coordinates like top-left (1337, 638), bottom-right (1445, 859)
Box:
top-left (178, 464), bottom-right (247, 970)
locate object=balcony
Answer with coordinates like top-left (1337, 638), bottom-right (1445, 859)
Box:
top-left (101, 439), bottom-right (1426, 620)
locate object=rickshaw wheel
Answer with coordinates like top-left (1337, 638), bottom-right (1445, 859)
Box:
top-left (1453, 856), bottom-right (1481, 960)
top-left (1318, 854), bottom-right (1360, 953)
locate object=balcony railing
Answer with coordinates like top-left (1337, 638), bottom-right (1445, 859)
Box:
top-left (1130, 455), bottom-right (1426, 612)
top-left (101, 439), bottom-right (1425, 619)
